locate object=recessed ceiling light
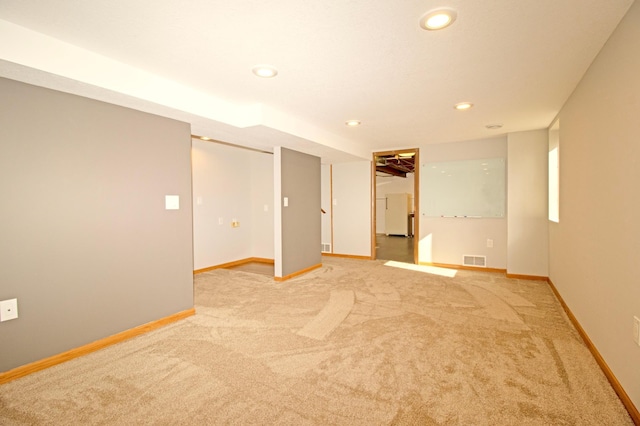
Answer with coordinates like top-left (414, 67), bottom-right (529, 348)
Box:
top-left (420, 8), bottom-right (457, 31)
top-left (345, 120), bottom-right (361, 127)
top-left (485, 124), bottom-right (503, 129)
top-left (252, 65), bottom-right (278, 78)
top-left (454, 102), bottom-right (473, 110)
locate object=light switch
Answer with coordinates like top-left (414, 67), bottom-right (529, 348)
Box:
top-left (196, 196), bottom-right (203, 206)
top-left (284, 197), bottom-right (289, 207)
top-left (0, 298), bottom-right (18, 322)
top-left (165, 195), bottom-right (180, 210)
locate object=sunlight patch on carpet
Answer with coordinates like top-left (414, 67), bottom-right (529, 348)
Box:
top-left (384, 260), bottom-right (457, 278)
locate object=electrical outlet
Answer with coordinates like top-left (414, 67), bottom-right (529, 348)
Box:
top-left (634, 316), bottom-right (640, 346)
top-left (0, 298), bottom-right (18, 322)
top-left (487, 239), bottom-right (494, 248)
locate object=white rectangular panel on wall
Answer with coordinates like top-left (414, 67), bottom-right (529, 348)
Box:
top-left (422, 158), bottom-right (506, 218)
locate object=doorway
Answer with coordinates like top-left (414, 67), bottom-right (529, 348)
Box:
top-left (372, 149), bottom-right (419, 264)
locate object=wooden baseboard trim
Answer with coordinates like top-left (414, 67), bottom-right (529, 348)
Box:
top-left (505, 273), bottom-right (548, 281)
top-left (419, 261), bottom-right (507, 274)
top-left (194, 257), bottom-right (274, 274)
top-left (274, 263), bottom-right (322, 282)
top-left (0, 308), bottom-right (195, 385)
top-left (322, 253), bottom-right (373, 260)
top-left (546, 279), bottom-right (639, 424)
top-left (417, 262), bottom-right (548, 281)
top-left (248, 257), bottom-right (275, 264)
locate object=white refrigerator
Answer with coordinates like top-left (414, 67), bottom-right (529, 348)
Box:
top-left (385, 193), bottom-right (412, 236)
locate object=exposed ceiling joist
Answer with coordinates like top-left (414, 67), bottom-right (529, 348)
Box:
top-left (375, 154), bottom-right (415, 177)
top-left (376, 165), bottom-right (407, 178)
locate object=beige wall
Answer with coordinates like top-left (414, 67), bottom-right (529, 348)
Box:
top-left (250, 150), bottom-right (275, 259)
top-left (192, 140), bottom-right (274, 270)
top-left (419, 136), bottom-right (508, 268)
top-left (0, 78), bottom-right (193, 372)
top-left (192, 140), bottom-right (253, 269)
top-left (550, 1), bottom-right (640, 408)
top-left (321, 164), bottom-right (333, 250)
top-left (507, 130), bottom-right (549, 276)
top-left (332, 161), bottom-right (372, 257)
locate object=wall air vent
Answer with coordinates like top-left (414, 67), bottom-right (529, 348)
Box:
top-left (321, 243), bottom-right (331, 253)
top-left (463, 255), bottom-right (486, 267)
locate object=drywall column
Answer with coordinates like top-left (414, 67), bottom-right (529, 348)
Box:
top-left (506, 129), bottom-right (549, 277)
top-left (274, 147), bottom-right (321, 278)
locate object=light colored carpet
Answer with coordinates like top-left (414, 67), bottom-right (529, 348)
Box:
top-left (0, 257), bottom-right (633, 425)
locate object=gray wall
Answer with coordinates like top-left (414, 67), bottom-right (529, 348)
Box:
top-left (275, 147), bottom-right (321, 277)
top-left (0, 78), bottom-right (193, 372)
top-left (550, 1), bottom-right (640, 409)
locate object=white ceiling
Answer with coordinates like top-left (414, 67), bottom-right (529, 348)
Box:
top-left (0, 0), bottom-right (634, 162)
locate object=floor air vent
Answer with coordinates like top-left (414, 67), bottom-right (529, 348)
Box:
top-left (321, 243), bottom-right (331, 253)
top-left (463, 255), bottom-right (486, 267)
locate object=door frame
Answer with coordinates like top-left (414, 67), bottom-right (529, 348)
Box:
top-left (371, 148), bottom-right (420, 264)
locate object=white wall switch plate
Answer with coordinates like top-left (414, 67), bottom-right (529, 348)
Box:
top-left (218, 217), bottom-right (223, 225)
top-left (165, 195), bottom-right (180, 210)
top-left (283, 197), bottom-right (289, 207)
top-left (196, 196), bottom-right (203, 206)
top-left (0, 298), bottom-right (18, 322)
top-left (487, 239), bottom-right (494, 248)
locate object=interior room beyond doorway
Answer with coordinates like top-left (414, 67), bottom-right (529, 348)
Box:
top-left (373, 149), bottom-right (419, 264)
top-left (375, 234), bottom-right (414, 263)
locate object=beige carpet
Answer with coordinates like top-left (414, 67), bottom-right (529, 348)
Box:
top-left (0, 257), bottom-right (633, 425)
